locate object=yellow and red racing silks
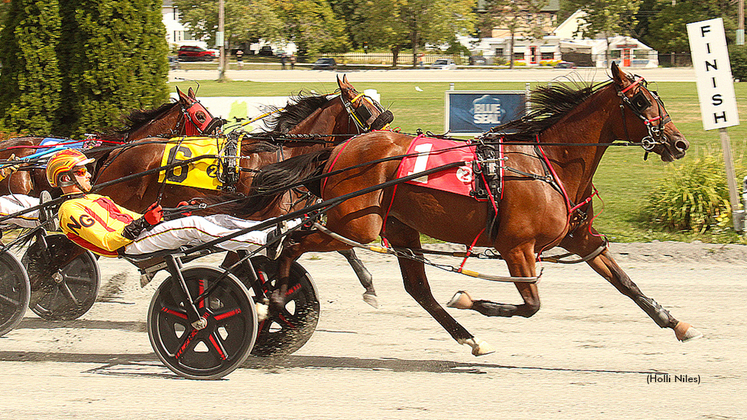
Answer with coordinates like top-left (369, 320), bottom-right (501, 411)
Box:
top-left (58, 194), bottom-right (143, 257)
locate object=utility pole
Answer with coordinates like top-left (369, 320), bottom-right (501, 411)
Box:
top-left (739, 0), bottom-right (744, 45)
top-left (218, 0), bottom-right (226, 81)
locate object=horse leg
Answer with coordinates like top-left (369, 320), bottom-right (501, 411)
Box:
top-left (337, 249), bottom-right (377, 308)
top-left (448, 245), bottom-right (541, 318)
top-left (386, 218), bottom-right (494, 356)
top-left (562, 233), bottom-right (702, 342)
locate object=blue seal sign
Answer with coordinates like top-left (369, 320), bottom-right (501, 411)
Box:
top-left (446, 91), bottom-right (527, 135)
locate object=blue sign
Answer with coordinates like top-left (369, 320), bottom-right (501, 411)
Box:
top-left (445, 91), bottom-right (527, 135)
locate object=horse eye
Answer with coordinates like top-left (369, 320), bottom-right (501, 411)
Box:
top-left (195, 111), bottom-right (207, 123)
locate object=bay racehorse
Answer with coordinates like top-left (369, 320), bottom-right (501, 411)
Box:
top-left (0, 87), bottom-right (218, 198)
top-left (93, 75), bottom-right (392, 304)
top-left (239, 63), bottom-right (701, 355)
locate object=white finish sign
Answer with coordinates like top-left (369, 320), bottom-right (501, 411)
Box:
top-left (687, 18), bottom-right (740, 130)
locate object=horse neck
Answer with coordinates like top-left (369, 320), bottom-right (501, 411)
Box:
top-left (125, 106), bottom-right (181, 142)
top-left (282, 100), bottom-right (355, 157)
top-left (538, 86), bottom-right (620, 201)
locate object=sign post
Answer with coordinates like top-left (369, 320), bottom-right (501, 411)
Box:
top-left (687, 18), bottom-right (742, 231)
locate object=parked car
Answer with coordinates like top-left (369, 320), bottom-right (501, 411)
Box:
top-left (469, 56), bottom-right (488, 66)
top-left (258, 45), bottom-right (274, 56)
top-left (312, 57), bottom-right (337, 70)
top-left (430, 59), bottom-right (457, 70)
top-left (177, 46), bottom-right (216, 62)
top-left (554, 61), bottom-right (577, 69)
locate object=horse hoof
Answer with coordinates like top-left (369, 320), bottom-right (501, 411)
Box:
top-left (447, 291), bottom-right (473, 310)
top-left (362, 292), bottom-right (379, 309)
top-left (459, 337), bottom-right (495, 356)
top-left (674, 322), bottom-right (703, 342)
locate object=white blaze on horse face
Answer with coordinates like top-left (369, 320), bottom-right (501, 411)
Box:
top-left (408, 143), bottom-right (433, 183)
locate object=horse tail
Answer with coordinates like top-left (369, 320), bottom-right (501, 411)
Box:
top-left (242, 148), bottom-right (332, 214)
top-left (197, 148), bottom-right (333, 216)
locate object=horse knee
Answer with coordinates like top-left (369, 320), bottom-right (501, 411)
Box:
top-left (519, 301), bottom-right (541, 318)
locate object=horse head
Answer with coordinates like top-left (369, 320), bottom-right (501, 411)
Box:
top-left (337, 74), bottom-right (393, 131)
top-left (611, 62), bottom-right (689, 162)
top-left (176, 87), bottom-right (223, 136)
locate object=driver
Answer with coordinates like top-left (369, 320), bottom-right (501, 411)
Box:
top-left (48, 149), bottom-right (289, 258)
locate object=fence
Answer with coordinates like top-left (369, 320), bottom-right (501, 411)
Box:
top-left (313, 52), bottom-right (467, 67)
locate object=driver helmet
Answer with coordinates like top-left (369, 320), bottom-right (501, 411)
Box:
top-left (46, 149), bottom-right (94, 187)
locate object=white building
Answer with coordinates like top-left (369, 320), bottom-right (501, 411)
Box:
top-left (461, 9), bottom-right (658, 68)
top-left (162, 0), bottom-right (206, 50)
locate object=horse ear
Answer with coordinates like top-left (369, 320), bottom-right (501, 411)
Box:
top-left (611, 61), bottom-right (626, 87)
top-left (343, 74), bottom-right (349, 85)
top-left (177, 86), bottom-right (188, 102)
top-left (188, 87), bottom-right (196, 99)
top-left (337, 74), bottom-right (343, 89)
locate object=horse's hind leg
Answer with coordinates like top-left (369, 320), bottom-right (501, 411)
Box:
top-left (387, 218), bottom-right (494, 356)
top-left (563, 234), bottom-right (702, 342)
top-left (448, 245), bottom-right (541, 318)
top-left (338, 249), bottom-right (377, 308)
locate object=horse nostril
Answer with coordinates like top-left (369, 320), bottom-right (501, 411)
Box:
top-left (675, 140), bottom-right (689, 152)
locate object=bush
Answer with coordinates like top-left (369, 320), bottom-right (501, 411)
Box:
top-left (729, 44), bottom-right (747, 81)
top-left (644, 154), bottom-right (745, 232)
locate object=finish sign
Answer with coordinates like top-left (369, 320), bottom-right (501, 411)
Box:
top-left (687, 18), bottom-right (740, 130)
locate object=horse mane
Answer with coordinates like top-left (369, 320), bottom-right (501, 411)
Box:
top-left (96, 101), bottom-right (179, 141)
top-left (492, 80), bottom-right (611, 141)
top-left (264, 91), bottom-right (332, 134)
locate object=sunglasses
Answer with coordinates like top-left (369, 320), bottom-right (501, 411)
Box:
top-left (73, 167), bottom-right (89, 177)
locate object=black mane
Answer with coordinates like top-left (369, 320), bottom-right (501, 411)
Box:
top-left (97, 101), bottom-right (180, 140)
top-left (264, 91), bottom-right (332, 134)
top-left (491, 80), bottom-right (611, 141)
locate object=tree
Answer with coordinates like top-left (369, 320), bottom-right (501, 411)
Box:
top-left (565, 0), bottom-right (642, 63)
top-left (61, 0), bottom-right (169, 135)
top-left (646, 0), bottom-right (738, 54)
top-left (478, 0), bottom-right (549, 69)
top-left (0, 0), bottom-right (63, 134)
top-left (270, 0), bottom-right (350, 56)
top-left (174, 0), bottom-right (284, 51)
top-left (350, 0), bottom-right (476, 68)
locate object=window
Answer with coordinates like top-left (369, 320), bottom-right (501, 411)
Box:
top-left (541, 52), bottom-right (554, 60)
top-left (514, 52), bottom-right (524, 60)
top-left (495, 48), bottom-right (504, 56)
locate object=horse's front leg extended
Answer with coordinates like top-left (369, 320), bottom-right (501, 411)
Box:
top-left (387, 218), bottom-right (494, 356)
top-left (585, 249), bottom-right (702, 341)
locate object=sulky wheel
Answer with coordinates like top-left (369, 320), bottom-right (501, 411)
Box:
top-left (148, 266), bottom-right (257, 380)
top-left (0, 251), bottom-right (30, 337)
top-left (247, 255), bottom-right (320, 357)
top-left (22, 234), bottom-right (100, 321)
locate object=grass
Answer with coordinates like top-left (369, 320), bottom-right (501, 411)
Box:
top-left (170, 79), bottom-right (747, 243)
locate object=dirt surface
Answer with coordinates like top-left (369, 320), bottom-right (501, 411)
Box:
top-left (0, 240), bottom-right (745, 419)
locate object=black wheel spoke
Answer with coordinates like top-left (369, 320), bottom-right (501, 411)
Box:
top-left (0, 293), bottom-right (21, 308)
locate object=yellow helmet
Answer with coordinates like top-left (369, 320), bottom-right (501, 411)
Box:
top-left (46, 149), bottom-right (94, 187)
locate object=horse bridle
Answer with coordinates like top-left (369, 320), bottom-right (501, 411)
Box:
top-left (340, 91), bottom-right (394, 132)
top-left (617, 76), bottom-right (672, 156)
top-left (179, 99), bottom-right (223, 136)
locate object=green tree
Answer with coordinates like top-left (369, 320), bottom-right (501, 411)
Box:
top-left (479, 0), bottom-right (549, 69)
top-left (646, 0), bottom-right (737, 54)
top-left (174, 0), bottom-right (284, 50)
top-left (0, 0), bottom-right (62, 134)
top-left (350, 0), bottom-right (476, 68)
top-left (62, 0), bottom-right (169, 135)
top-left (565, 0), bottom-right (642, 62)
top-left (271, 0), bottom-right (350, 56)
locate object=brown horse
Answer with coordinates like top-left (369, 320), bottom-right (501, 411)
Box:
top-left (93, 75), bottom-right (391, 303)
top-left (241, 63), bottom-right (700, 355)
top-left (0, 87), bottom-right (218, 197)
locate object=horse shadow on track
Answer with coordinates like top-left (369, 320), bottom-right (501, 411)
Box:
top-left (0, 349), bottom-right (665, 380)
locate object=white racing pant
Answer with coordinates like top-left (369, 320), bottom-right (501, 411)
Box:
top-left (0, 194), bottom-right (40, 229)
top-left (124, 214), bottom-right (293, 255)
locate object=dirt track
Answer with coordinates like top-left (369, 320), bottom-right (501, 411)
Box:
top-left (0, 241), bottom-right (744, 419)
